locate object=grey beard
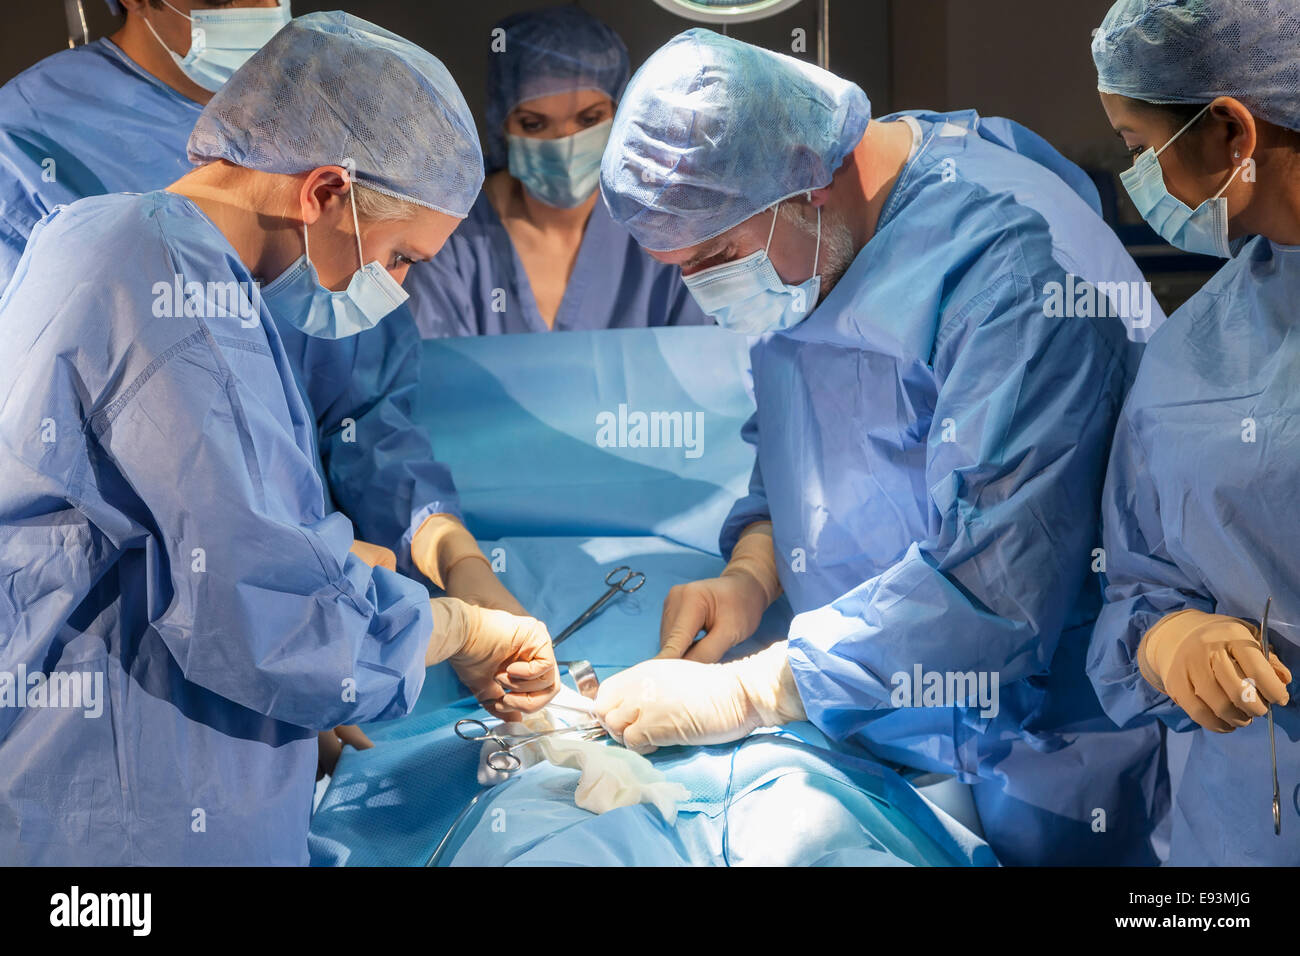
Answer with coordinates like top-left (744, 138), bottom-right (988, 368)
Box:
top-left (815, 213), bottom-right (858, 302)
top-left (779, 203), bottom-right (858, 303)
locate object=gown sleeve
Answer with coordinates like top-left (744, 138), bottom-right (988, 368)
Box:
top-left (90, 323), bottom-right (433, 729)
top-left (787, 262), bottom-right (1132, 740)
top-left (1087, 411), bottom-right (1206, 731)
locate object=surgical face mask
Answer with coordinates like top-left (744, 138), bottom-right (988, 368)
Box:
top-left (143, 0), bottom-right (291, 93)
top-left (1120, 104), bottom-right (1246, 258)
top-left (507, 119), bottom-right (612, 209)
top-left (262, 181), bottom-right (410, 340)
top-left (683, 201), bottom-right (822, 335)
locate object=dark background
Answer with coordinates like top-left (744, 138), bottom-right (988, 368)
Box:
top-left (10, 0), bottom-right (1125, 171)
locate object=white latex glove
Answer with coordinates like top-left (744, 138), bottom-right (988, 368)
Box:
top-left (411, 514), bottom-right (528, 615)
top-left (596, 641), bottom-right (806, 752)
top-left (428, 597), bottom-right (559, 720)
top-left (349, 538), bottom-right (397, 571)
top-left (658, 522), bottom-right (781, 662)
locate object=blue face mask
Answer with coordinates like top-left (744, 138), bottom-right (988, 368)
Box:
top-left (507, 119), bottom-right (612, 209)
top-left (683, 201), bottom-right (821, 335)
top-left (262, 181), bottom-right (410, 340)
top-left (1120, 103), bottom-right (1246, 259)
top-left (144, 0), bottom-right (292, 93)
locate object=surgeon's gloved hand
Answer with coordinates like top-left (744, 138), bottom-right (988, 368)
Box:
top-left (428, 597), bottom-right (559, 721)
top-left (1138, 609), bottom-right (1292, 733)
top-left (412, 514), bottom-right (528, 615)
top-left (350, 538), bottom-right (397, 572)
top-left (659, 522), bottom-right (782, 662)
top-left (597, 642), bottom-right (805, 752)
top-left (444, 556), bottom-right (529, 616)
top-left (316, 724), bottom-right (374, 779)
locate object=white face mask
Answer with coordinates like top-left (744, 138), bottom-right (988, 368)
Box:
top-left (142, 0), bottom-right (292, 93)
top-left (506, 119), bottom-right (613, 209)
top-left (682, 200), bottom-right (822, 335)
top-left (1119, 103), bottom-right (1247, 259)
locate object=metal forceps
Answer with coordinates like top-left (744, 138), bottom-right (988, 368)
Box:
top-left (454, 718), bottom-right (606, 772)
top-left (551, 566), bottom-right (646, 648)
top-left (1258, 597), bottom-right (1281, 836)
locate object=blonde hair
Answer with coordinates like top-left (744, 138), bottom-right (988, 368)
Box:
top-left (352, 183), bottom-right (421, 223)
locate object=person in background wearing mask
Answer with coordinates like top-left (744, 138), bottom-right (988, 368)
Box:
top-left (1087, 0), bottom-right (1298, 866)
top-left (592, 29), bottom-right (1168, 866)
top-left (0, 13), bottom-right (559, 865)
top-left (0, 1), bottom-right (290, 282)
top-left (0, 2), bottom-right (536, 759)
top-left (404, 5), bottom-right (709, 336)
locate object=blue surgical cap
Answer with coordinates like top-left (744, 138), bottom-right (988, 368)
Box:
top-left (188, 11), bottom-right (484, 218)
top-left (600, 29), bottom-right (870, 252)
top-left (1093, 0), bottom-right (1300, 132)
top-left (485, 6), bottom-right (629, 171)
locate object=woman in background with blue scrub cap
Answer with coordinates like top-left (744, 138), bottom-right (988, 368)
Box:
top-left (1088, 0), bottom-right (1300, 865)
top-left (0, 11), bottom-right (558, 865)
top-left (402, 5), bottom-right (709, 336)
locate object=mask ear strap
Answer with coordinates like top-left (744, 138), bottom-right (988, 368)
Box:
top-left (808, 191), bottom-right (820, 275)
top-left (140, 10), bottom-right (180, 58)
top-left (347, 175), bottom-right (366, 270)
top-left (1155, 102), bottom-right (1212, 159)
top-left (160, 0), bottom-right (192, 21)
top-left (765, 203), bottom-right (780, 253)
top-left (1213, 159), bottom-right (1246, 200)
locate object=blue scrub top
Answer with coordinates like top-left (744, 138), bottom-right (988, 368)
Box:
top-left (0, 38), bottom-right (463, 572)
top-left (721, 110), bottom-right (1168, 865)
top-left (1090, 236), bottom-right (1300, 865)
top-left (0, 192), bottom-right (432, 864)
top-left (403, 188), bottom-right (711, 336)
top-left (0, 39), bottom-right (199, 284)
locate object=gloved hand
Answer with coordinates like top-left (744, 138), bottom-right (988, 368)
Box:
top-left (658, 522), bottom-right (782, 662)
top-left (316, 724), bottom-right (374, 779)
top-left (1138, 609), bottom-right (1292, 733)
top-left (444, 556), bottom-right (528, 616)
top-left (412, 513), bottom-right (528, 614)
top-left (596, 641), bottom-right (805, 752)
top-left (428, 597), bottom-right (559, 720)
top-left (349, 538), bottom-right (397, 572)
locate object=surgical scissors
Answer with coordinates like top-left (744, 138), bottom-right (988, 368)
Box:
top-left (454, 717), bottom-right (607, 772)
top-left (1258, 597), bottom-right (1281, 836)
top-left (551, 566), bottom-right (646, 647)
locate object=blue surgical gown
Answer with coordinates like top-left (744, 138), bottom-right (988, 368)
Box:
top-left (0, 191), bottom-right (432, 864)
top-left (0, 39), bottom-right (462, 571)
top-left (719, 110), bottom-right (1169, 866)
top-left (1089, 236), bottom-right (1300, 866)
top-left (403, 190), bottom-right (711, 336)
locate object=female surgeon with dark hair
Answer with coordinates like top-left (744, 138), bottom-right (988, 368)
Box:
top-left (1088, 0), bottom-right (1299, 866)
top-left (404, 5), bottom-right (710, 336)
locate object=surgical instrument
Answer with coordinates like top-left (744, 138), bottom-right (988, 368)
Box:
top-left (455, 717), bottom-right (607, 772)
top-left (551, 566), bottom-right (646, 647)
top-left (565, 659), bottom-right (601, 700)
top-left (1259, 597), bottom-right (1281, 836)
